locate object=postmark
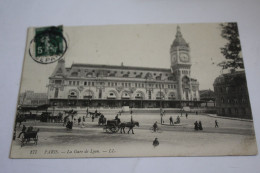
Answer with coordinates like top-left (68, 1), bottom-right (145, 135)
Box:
top-left (29, 26), bottom-right (67, 64)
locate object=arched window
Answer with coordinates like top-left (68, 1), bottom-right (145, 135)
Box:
top-left (156, 91), bottom-right (165, 100)
top-left (107, 90), bottom-right (118, 99)
top-left (68, 90), bottom-right (78, 99)
top-left (168, 92), bottom-right (176, 100)
top-left (121, 91), bottom-right (130, 99)
top-left (83, 90), bottom-right (94, 99)
top-left (135, 91), bottom-right (144, 99)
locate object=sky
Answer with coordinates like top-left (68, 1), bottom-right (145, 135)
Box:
top-left (20, 23), bottom-right (229, 93)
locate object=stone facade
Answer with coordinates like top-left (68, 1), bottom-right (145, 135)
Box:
top-left (47, 26), bottom-right (200, 108)
top-left (19, 90), bottom-right (48, 106)
top-left (213, 70), bottom-right (252, 119)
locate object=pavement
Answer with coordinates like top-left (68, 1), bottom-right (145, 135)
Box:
top-left (206, 114), bottom-right (253, 122)
top-left (10, 112), bottom-right (258, 158)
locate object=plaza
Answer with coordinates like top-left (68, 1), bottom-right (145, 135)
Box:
top-left (11, 111), bottom-right (257, 158)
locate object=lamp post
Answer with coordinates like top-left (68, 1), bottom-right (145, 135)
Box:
top-left (52, 102), bottom-right (57, 123)
top-left (160, 83), bottom-right (163, 124)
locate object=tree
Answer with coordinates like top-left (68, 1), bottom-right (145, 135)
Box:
top-left (218, 23), bottom-right (244, 70)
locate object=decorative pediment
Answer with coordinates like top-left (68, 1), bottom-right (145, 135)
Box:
top-left (116, 86), bottom-right (124, 93)
top-left (130, 87), bottom-right (136, 93)
top-left (77, 86), bottom-right (84, 92)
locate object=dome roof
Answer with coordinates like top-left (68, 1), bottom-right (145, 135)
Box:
top-left (172, 26), bottom-right (189, 47)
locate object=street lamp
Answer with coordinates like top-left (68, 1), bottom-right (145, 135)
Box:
top-left (159, 83), bottom-right (163, 124)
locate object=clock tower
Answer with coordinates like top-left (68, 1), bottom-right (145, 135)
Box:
top-left (170, 26), bottom-right (192, 101)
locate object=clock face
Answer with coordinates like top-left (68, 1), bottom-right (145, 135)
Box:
top-left (180, 53), bottom-right (189, 62)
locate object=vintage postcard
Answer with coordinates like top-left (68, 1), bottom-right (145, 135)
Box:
top-left (10, 23), bottom-right (257, 158)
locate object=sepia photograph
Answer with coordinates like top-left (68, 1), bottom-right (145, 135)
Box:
top-left (10, 23), bottom-right (257, 158)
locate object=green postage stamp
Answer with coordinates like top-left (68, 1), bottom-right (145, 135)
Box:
top-left (29, 25), bottom-right (67, 64)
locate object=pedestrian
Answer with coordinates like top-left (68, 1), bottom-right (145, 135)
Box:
top-left (194, 121), bottom-right (198, 130)
top-left (18, 125), bottom-right (26, 138)
top-left (78, 117), bottom-right (81, 125)
top-left (186, 113), bottom-right (188, 119)
top-left (153, 138), bottom-right (159, 147)
top-left (215, 120), bottom-right (218, 127)
top-left (169, 116), bottom-right (173, 125)
top-left (198, 121), bottom-right (203, 130)
top-left (176, 116), bottom-right (180, 124)
top-left (153, 121), bottom-right (158, 132)
top-left (92, 115), bottom-right (95, 122)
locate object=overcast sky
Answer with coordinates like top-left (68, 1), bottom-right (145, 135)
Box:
top-left (20, 23), bottom-right (229, 93)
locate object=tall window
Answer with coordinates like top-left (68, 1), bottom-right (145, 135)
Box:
top-left (54, 88), bottom-right (59, 98)
top-left (99, 89), bottom-right (102, 99)
top-left (148, 91), bottom-right (151, 100)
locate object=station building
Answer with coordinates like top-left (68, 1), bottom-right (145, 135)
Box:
top-left (47, 26), bottom-right (200, 108)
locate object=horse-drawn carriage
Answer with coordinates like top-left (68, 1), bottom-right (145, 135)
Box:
top-left (20, 128), bottom-right (39, 147)
top-left (103, 119), bottom-right (120, 133)
top-left (103, 119), bottom-right (139, 134)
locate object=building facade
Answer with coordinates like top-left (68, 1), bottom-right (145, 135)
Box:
top-left (213, 70), bottom-right (252, 119)
top-left (19, 90), bottom-right (48, 106)
top-left (47, 26), bottom-right (200, 108)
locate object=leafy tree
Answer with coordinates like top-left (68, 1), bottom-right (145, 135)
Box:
top-left (218, 23), bottom-right (244, 69)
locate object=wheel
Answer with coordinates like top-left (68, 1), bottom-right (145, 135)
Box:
top-left (149, 127), bottom-right (163, 133)
top-left (103, 127), bottom-right (108, 132)
top-left (109, 125), bottom-right (119, 133)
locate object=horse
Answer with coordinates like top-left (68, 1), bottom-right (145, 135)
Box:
top-left (63, 110), bottom-right (77, 121)
top-left (119, 121), bottom-right (139, 134)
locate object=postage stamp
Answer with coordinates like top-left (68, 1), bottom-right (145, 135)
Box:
top-left (29, 26), bottom-right (67, 64)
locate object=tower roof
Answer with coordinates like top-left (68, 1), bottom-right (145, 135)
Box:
top-left (172, 26), bottom-right (189, 47)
